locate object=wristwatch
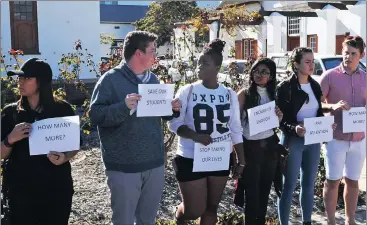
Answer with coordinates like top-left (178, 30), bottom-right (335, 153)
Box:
top-left (3, 136), bottom-right (13, 148)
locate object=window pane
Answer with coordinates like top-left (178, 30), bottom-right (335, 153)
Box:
top-left (14, 4), bottom-right (20, 12)
top-left (20, 5), bottom-right (27, 12)
top-left (14, 13), bottom-right (21, 20)
top-left (322, 58), bottom-right (343, 70)
top-left (26, 12), bottom-right (33, 20)
top-left (278, 57), bottom-right (288, 69)
top-left (27, 5), bottom-right (32, 13)
top-left (26, 1), bottom-right (33, 5)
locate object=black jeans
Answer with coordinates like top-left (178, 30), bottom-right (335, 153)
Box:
top-left (243, 135), bottom-right (278, 225)
top-left (8, 187), bottom-right (73, 225)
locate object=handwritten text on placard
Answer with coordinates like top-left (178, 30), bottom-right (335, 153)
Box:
top-left (304, 116), bottom-right (334, 145)
top-left (137, 84), bottom-right (174, 117)
top-left (247, 101), bottom-right (279, 136)
top-left (193, 141), bottom-right (231, 172)
top-left (343, 107), bottom-right (366, 133)
top-left (29, 116), bottom-right (80, 155)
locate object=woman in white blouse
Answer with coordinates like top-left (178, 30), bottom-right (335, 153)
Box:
top-left (235, 58), bottom-right (283, 225)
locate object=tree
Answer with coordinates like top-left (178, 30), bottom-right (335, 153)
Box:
top-left (135, 1), bottom-right (199, 47)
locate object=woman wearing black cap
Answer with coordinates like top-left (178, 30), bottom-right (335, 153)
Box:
top-left (1, 58), bottom-right (80, 225)
top-left (234, 58), bottom-right (283, 225)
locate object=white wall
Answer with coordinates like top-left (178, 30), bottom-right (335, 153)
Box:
top-left (173, 27), bottom-right (202, 59)
top-left (100, 23), bottom-right (135, 57)
top-left (1, 1), bottom-right (100, 79)
top-left (156, 42), bottom-right (173, 56)
top-left (265, 13), bottom-right (287, 54)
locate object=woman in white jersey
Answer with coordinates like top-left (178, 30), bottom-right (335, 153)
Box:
top-left (234, 58), bottom-right (283, 225)
top-left (276, 47), bottom-right (336, 225)
top-left (168, 39), bottom-right (245, 224)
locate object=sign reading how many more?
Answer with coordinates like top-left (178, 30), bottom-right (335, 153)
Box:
top-left (343, 107), bottom-right (366, 133)
top-left (28, 116), bottom-right (80, 155)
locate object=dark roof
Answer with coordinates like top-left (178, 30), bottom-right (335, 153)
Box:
top-left (261, 1), bottom-right (351, 17)
top-left (217, 1), bottom-right (260, 9)
top-left (100, 5), bottom-right (149, 23)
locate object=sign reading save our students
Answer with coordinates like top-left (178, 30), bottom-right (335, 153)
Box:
top-left (137, 84), bottom-right (174, 117)
top-left (29, 116), bottom-right (80, 155)
top-left (343, 107), bottom-right (366, 133)
top-left (304, 116), bottom-right (334, 145)
top-left (247, 101), bottom-right (279, 136)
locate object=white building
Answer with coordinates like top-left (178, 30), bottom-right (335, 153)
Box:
top-left (100, 4), bottom-right (149, 57)
top-left (1, 1), bottom-right (101, 80)
top-left (264, 1), bottom-right (366, 56)
top-left (176, 1), bottom-right (366, 61)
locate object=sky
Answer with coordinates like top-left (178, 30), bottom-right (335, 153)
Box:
top-left (118, 1), bottom-right (221, 8)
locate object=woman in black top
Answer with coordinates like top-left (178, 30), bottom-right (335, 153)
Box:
top-left (1, 58), bottom-right (80, 225)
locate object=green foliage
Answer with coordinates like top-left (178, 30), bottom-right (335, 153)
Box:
top-left (135, 1), bottom-right (199, 46)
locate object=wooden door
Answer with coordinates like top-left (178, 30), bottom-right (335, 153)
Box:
top-left (287, 36), bottom-right (300, 51)
top-left (235, 40), bottom-right (244, 59)
top-left (335, 35), bottom-right (345, 55)
top-left (10, 1), bottom-right (39, 53)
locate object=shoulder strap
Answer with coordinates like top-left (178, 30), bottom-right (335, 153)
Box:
top-left (185, 85), bottom-right (193, 113)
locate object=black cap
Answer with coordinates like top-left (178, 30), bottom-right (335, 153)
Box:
top-left (7, 58), bottom-right (52, 83)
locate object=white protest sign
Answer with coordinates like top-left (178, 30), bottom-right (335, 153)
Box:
top-left (343, 107), bottom-right (366, 133)
top-left (247, 101), bottom-right (279, 136)
top-left (137, 84), bottom-right (174, 117)
top-left (28, 116), bottom-right (80, 155)
top-left (304, 116), bottom-right (334, 145)
top-left (193, 141), bottom-right (231, 172)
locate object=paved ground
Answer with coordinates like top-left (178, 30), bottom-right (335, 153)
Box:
top-left (359, 159), bottom-right (366, 192)
top-left (289, 158), bottom-right (367, 225)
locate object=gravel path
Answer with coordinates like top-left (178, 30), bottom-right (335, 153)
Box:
top-left (68, 133), bottom-right (366, 225)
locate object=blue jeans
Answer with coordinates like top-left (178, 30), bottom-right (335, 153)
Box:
top-left (277, 135), bottom-right (321, 224)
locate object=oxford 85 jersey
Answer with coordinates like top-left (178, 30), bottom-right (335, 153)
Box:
top-left (168, 82), bottom-right (243, 159)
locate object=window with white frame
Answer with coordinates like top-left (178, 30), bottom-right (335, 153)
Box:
top-left (244, 40), bottom-right (253, 58)
top-left (309, 36), bottom-right (317, 52)
top-left (244, 40), bottom-right (249, 58)
top-left (288, 17), bottom-right (300, 35)
top-left (249, 40), bottom-right (254, 56)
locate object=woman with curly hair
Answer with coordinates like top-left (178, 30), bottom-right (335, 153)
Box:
top-left (168, 39), bottom-right (245, 225)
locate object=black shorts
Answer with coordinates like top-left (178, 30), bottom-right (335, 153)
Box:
top-left (173, 155), bottom-right (230, 182)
